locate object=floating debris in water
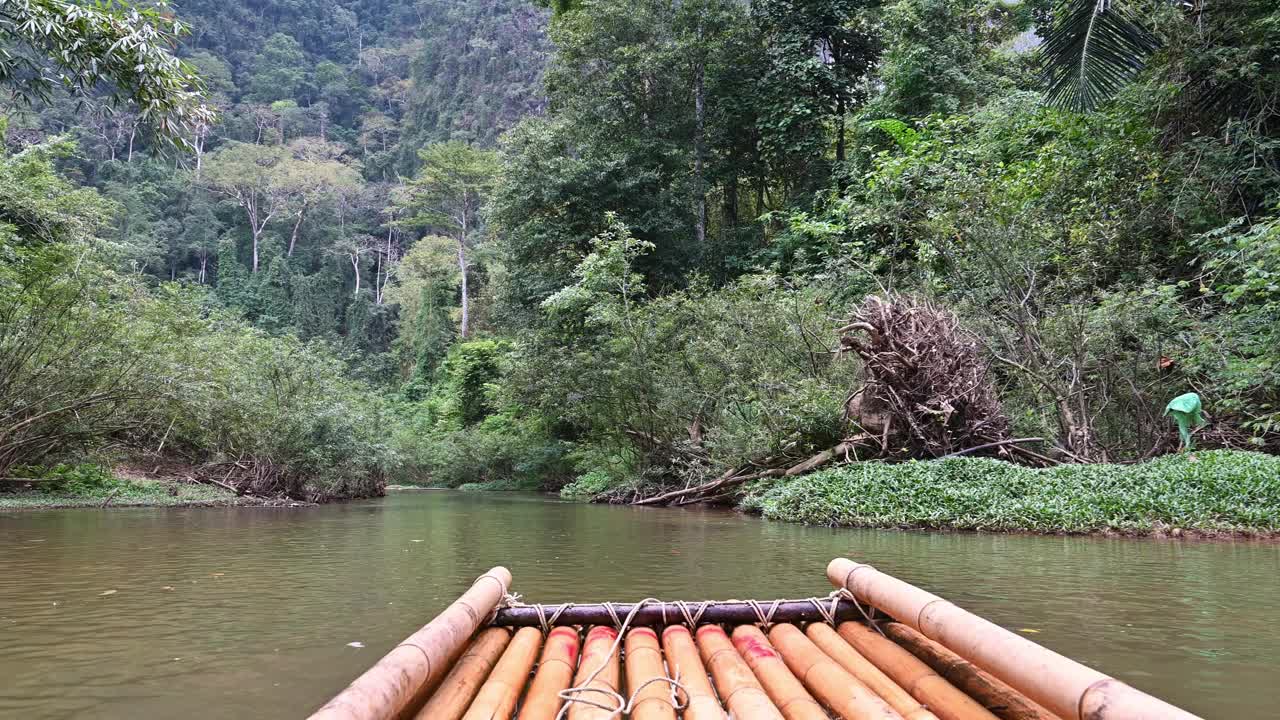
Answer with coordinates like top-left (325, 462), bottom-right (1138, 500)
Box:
top-left (98, 590), bottom-right (117, 596)
top-left (347, 641), bottom-right (365, 648)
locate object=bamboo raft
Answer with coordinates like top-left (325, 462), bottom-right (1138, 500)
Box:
top-left (308, 558), bottom-right (1204, 720)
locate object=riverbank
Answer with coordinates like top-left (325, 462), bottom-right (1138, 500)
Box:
top-left (740, 450), bottom-right (1280, 537)
top-left (0, 466), bottom-right (293, 511)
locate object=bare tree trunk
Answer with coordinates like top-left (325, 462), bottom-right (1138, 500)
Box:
top-left (193, 129), bottom-right (205, 181)
top-left (288, 207), bottom-right (306, 257)
top-left (198, 252), bottom-right (208, 284)
top-left (350, 252), bottom-right (361, 297)
top-left (693, 52), bottom-right (707, 248)
top-left (457, 238), bottom-right (469, 339)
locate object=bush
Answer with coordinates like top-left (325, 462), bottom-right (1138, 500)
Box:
top-left (745, 450), bottom-right (1280, 534)
top-left (559, 470), bottom-right (614, 500)
top-left (29, 464), bottom-right (123, 496)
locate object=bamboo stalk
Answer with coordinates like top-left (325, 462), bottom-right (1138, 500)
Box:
top-left (695, 625), bottom-right (785, 720)
top-left (625, 628), bottom-right (677, 720)
top-left (660, 626), bottom-right (726, 720)
top-left (567, 626), bottom-right (622, 720)
top-left (462, 627), bottom-right (543, 720)
top-left (767, 623), bottom-right (904, 720)
top-left (309, 567), bottom-right (512, 720)
top-left (805, 623), bottom-right (943, 720)
top-left (729, 625), bottom-right (827, 720)
top-left (493, 599), bottom-right (866, 628)
top-left (412, 627), bottom-right (512, 720)
top-left (827, 558), bottom-right (1204, 720)
top-left (880, 623), bottom-right (1061, 720)
top-left (516, 627), bottom-right (581, 720)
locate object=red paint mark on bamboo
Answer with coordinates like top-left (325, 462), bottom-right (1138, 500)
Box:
top-left (733, 634), bottom-right (779, 661)
top-left (662, 625), bottom-right (692, 640)
top-left (695, 625), bottom-right (727, 640)
top-left (587, 626), bottom-right (619, 643)
top-left (630, 627), bottom-right (658, 639)
top-left (549, 627), bottom-right (580, 664)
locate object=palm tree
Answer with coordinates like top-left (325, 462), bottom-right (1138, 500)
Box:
top-left (1039, 0), bottom-right (1161, 112)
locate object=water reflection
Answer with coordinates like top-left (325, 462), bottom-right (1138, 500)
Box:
top-left (1, 491), bottom-right (1277, 718)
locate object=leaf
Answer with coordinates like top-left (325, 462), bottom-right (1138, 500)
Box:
top-left (1039, 0), bottom-right (1160, 111)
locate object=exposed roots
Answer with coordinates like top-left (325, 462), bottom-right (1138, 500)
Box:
top-left (839, 295), bottom-right (1011, 459)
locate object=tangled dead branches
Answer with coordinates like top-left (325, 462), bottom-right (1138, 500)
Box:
top-left (840, 295), bottom-right (1010, 458)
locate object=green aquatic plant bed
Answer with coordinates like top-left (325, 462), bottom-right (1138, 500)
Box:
top-left (743, 451), bottom-right (1280, 535)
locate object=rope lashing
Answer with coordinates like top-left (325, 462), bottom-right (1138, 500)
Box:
top-left (674, 599), bottom-right (709, 627)
top-left (554, 598), bottom-right (690, 720)
top-left (747, 598), bottom-right (782, 630)
top-left (531, 602), bottom-right (573, 636)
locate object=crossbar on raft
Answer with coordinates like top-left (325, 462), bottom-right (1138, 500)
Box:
top-left (491, 598), bottom-right (874, 628)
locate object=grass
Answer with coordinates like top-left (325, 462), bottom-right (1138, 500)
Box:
top-left (741, 450), bottom-right (1280, 535)
top-left (0, 464), bottom-right (247, 510)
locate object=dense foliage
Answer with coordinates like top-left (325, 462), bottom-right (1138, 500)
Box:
top-left (3, 0), bottom-right (1279, 522)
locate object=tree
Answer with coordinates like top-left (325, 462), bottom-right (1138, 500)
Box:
top-left (0, 0), bottom-right (212, 139)
top-left (280, 138), bottom-right (362, 257)
top-left (202, 142), bottom-right (293, 272)
top-left (395, 142), bottom-right (498, 338)
top-left (754, 0), bottom-right (880, 171)
top-left (247, 32), bottom-right (309, 103)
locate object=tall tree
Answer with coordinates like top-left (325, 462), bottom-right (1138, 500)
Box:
top-left (395, 142), bottom-right (499, 338)
top-left (754, 0), bottom-right (880, 176)
top-left (202, 142), bottom-right (294, 272)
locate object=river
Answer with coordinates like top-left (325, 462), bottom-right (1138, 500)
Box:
top-left (1, 490), bottom-right (1277, 718)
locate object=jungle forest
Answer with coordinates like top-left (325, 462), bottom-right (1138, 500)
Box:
top-left (3, 0), bottom-right (1279, 531)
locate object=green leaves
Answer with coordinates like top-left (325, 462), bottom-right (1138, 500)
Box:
top-left (0, 0), bottom-right (213, 143)
top-left (1039, 0), bottom-right (1160, 112)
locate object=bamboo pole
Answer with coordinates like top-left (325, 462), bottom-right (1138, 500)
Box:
top-left (767, 623), bottom-right (904, 720)
top-left (412, 627), bottom-right (512, 720)
top-left (567, 626), bottom-right (623, 720)
top-left (835, 622), bottom-right (996, 720)
top-left (880, 623), bottom-right (1061, 720)
top-left (625, 628), bottom-right (677, 720)
top-left (729, 625), bottom-right (827, 720)
top-left (516, 627), bottom-right (581, 720)
top-left (695, 625), bottom-right (785, 720)
top-left (827, 558), bottom-right (1204, 720)
top-left (462, 627), bottom-right (543, 720)
top-left (660, 626), bottom-right (726, 720)
top-left (310, 567), bottom-right (512, 720)
top-left (805, 623), bottom-right (944, 720)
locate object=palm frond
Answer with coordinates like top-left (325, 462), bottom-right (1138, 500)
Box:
top-left (1039, 0), bottom-right (1160, 112)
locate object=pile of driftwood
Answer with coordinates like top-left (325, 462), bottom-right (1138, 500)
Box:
top-left (635, 295), bottom-right (1044, 507)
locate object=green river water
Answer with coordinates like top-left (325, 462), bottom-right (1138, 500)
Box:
top-left (2, 490), bottom-right (1278, 719)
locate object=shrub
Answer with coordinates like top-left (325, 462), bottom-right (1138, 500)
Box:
top-left (559, 470), bottom-right (614, 500)
top-left (30, 464), bottom-right (122, 496)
